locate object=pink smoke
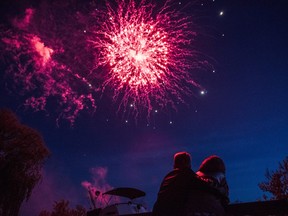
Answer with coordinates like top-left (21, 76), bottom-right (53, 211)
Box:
top-left (13, 8), bottom-right (34, 29)
top-left (30, 35), bottom-right (54, 67)
top-left (81, 167), bottom-right (119, 209)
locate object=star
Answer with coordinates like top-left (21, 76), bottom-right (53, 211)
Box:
top-left (200, 90), bottom-right (207, 95)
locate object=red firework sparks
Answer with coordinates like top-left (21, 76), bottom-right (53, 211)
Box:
top-left (89, 0), bottom-right (207, 120)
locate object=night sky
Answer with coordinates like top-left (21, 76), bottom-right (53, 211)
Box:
top-left (1, 0), bottom-right (288, 215)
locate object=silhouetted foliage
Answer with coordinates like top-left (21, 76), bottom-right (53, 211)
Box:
top-left (0, 109), bottom-right (50, 216)
top-left (259, 157), bottom-right (288, 200)
top-left (38, 200), bottom-right (86, 216)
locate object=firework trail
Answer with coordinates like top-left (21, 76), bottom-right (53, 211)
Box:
top-left (87, 0), bottom-right (208, 121)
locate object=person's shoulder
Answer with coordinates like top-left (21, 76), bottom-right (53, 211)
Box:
top-left (165, 168), bottom-right (196, 177)
top-left (162, 169), bottom-right (179, 179)
top-left (178, 168), bottom-right (198, 178)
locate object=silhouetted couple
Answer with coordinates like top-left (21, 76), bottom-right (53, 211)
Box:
top-left (152, 152), bottom-right (229, 216)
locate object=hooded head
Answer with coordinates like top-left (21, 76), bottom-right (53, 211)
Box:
top-left (198, 155), bottom-right (226, 174)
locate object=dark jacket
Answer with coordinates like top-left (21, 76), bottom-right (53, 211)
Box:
top-left (153, 168), bottom-right (215, 216)
top-left (185, 171), bottom-right (229, 216)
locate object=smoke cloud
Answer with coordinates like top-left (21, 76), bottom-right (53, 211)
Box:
top-left (81, 166), bottom-right (120, 209)
top-left (12, 8), bottom-right (34, 29)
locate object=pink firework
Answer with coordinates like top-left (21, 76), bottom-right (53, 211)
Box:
top-left (89, 0), bottom-right (207, 120)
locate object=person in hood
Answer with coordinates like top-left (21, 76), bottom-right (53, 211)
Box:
top-left (186, 155), bottom-right (230, 216)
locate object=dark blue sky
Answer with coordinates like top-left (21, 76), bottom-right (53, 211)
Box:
top-left (1, 0), bottom-right (288, 215)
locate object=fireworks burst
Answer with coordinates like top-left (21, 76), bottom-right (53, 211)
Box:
top-left (1, 0), bottom-right (210, 124)
top-left (88, 0), bottom-right (207, 120)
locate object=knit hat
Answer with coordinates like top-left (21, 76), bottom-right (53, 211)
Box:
top-left (173, 152), bottom-right (191, 169)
